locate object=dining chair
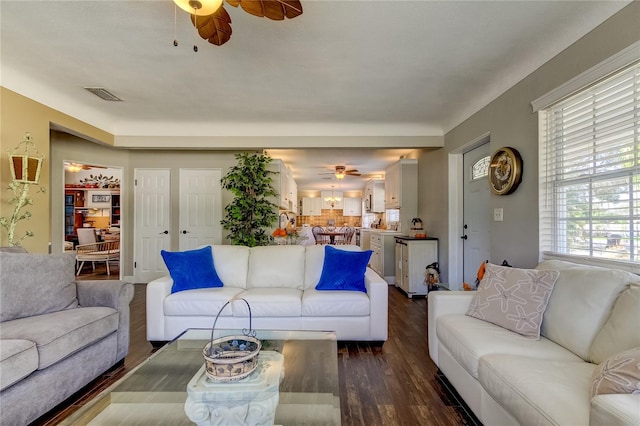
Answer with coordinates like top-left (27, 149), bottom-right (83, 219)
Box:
top-left (312, 226), bottom-right (329, 245)
top-left (340, 226), bottom-right (356, 245)
top-left (76, 240), bottom-right (120, 276)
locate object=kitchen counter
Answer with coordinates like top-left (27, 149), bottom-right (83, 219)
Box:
top-left (395, 235), bottom-right (438, 241)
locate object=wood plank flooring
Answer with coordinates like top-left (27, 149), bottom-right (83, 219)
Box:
top-left (34, 277), bottom-right (480, 426)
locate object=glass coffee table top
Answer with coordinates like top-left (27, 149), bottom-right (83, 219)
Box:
top-left (61, 329), bottom-right (339, 425)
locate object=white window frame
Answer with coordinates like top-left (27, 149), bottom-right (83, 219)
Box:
top-left (535, 45), bottom-right (640, 274)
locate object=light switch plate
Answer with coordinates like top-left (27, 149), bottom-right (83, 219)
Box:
top-left (494, 208), bottom-right (504, 222)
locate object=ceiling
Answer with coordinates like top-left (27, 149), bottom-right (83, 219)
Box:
top-left (0, 1), bottom-right (630, 191)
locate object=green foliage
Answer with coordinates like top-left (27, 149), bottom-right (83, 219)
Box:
top-left (220, 153), bottom-right (278, 247)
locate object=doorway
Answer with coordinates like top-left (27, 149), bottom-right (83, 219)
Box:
top-left (462, 142), bottom-right (491, 284)
top-left (63, 161), bottom-right (123, 277)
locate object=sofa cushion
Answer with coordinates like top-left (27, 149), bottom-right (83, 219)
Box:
top-left (437, 314), bottom-right (582, 380)
top-left (233, 288), bottom-right (302, 317)
top-left (163, 287), bottom-right (243, 316)
top-left (246, 246), bottom-right (305, 289)
top-left (591, 394), bottom-right (640, 426)
top-left (211, 245), bottom-right (250, 289)
top-left (161, 246), bottom-right (223, 293)
top-left (302, 289), bottom-right (370, 316)
top-left (590, 284), bottom-right (640, 364)
top-left (591, 347), bottom-right (640, 397)
top-left (466, 263), bottom-right (558, 339)
top-left (0, 252), bottom-right (78, 322)
top-left (536, 260), bottom-right (638, 361)
top-left (304, 244), bottom-right (363, 290)
top-left (0, 339), bottom-right (38, 391)
top-left (315, 246), bottom-right (372, 293)
top-left (0, 307), bottom-right (118, 369)
top-left (478, 354), bottom-right (595, 426)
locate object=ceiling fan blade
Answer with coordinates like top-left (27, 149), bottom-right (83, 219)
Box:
top-left (345, 169), bottom-right (359, 173)
top-left (226, 0), bottom-right (302, 20)
top-left (346, 173), bottom-right (362, 177)
top-left (191, 7), bottom-right (232, 46)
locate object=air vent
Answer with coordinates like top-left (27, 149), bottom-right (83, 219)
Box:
top-left (83, 87), bottom-right (123, 101)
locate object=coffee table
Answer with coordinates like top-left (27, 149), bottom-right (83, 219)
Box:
top-left (61, 329), bottom-right (340, 425)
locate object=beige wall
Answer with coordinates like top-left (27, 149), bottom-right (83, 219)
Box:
top-left (0, 88), bottom-right (113, 252)
top-left (419, 2), bottom-right (640, 282)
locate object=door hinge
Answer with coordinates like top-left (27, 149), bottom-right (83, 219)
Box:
top-left (134, 179), bottom-right (137, 186)
top-left (134, 261), bottom-right (136, 268)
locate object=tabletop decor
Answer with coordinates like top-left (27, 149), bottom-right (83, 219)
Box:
top-left (203, 297), bottom-right (261, 381)
top-left (0, 133), bottom-right (45, 246)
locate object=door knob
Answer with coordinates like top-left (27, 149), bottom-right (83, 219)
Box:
top-left (460, 235), bottom-right (468, 240)
top-left (182, 230), bottom-right (190, 234)
top-left (159, 230), bottom-right (168, 235)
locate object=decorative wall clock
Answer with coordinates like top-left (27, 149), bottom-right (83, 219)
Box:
top-left (489, 147), bottom-right (522, 195)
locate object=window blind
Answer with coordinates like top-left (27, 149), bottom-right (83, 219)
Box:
top-left (539, 61), bottom-right (640, 265)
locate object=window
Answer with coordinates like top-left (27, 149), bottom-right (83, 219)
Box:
top-left (471, 156), bottom-right (490, 181)
top-left (539, 62), bottom-right (640, 266)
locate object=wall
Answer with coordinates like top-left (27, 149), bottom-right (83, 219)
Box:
top-left (0, 88), bottom-right (113, 252)
top-left (418, 2), bottom-right (640, 284)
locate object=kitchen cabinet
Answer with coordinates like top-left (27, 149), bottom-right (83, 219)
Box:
top-left (342, 197), bottom-right (362, 216)
top-left (64, 190), bottom-right (84, 239)
top-left (363, 180), bottom-right (385, 213)
top-left (111, 193), bottom-right (121, 226)
top-left (302, 197), bottom-right (323, 216)
top-left (395, 237), bottom-right (438, 297)
top-left (369, 231), bottom-right (402, 283)
top-left (274, 159), bottom-right (297, 213)
top-left (384, 159), bottom-right (417, 209)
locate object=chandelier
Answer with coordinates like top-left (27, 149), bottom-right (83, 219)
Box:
top-left (324, 186), bottom-right (342, 208)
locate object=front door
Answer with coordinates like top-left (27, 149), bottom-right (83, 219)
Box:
top-left (462, 142), bottom-right (491, 285)
top-left (179, 169), bottom-right (222, 250)
top-left (134, 169), bottom-right (171, 283)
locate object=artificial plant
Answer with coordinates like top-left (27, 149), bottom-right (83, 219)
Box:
top-left (220, 152), bottom-right (278, 247)
top-left (0, 133), bottom-right (46, 246)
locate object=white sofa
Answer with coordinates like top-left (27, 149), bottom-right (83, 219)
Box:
top-left (428, 259), bottom-right (640, 426)
top-left (147, 244), bottom-right (388, 342)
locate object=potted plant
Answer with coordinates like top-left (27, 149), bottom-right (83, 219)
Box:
top-left (221, 153), bottom-right (278, 247)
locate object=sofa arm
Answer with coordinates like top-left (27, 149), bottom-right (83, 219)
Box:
top-left (365, 267), bottom-right (388, 341)
top-left (146, 276), bottom-right (174, 342)
top-left (427, 291), bottom-right (475, 366)
top-left (590, 394), bottom-right (640, 426)
top-left (76, 280), bottom-right (134, 362)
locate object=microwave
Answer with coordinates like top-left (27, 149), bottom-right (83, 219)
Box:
top-left (364, 195), bottom-right (372, 212)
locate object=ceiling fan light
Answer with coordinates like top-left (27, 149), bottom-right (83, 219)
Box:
top-left (335, 172), bottom-right (345, 180)
top-left (174, 0), bottom-right (223, 16)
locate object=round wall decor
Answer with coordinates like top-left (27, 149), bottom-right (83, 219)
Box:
top-left (489, 147), bottom-right (522, 195)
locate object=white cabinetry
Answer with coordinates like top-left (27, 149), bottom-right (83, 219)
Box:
top-left (363, 180), bottom-right (385, 213)
top-left (302, 197), bottom-right (323, 216)
top-left (342, 197), bottom-right (362, 216)
top-left (395, 237), bottom-right (438, 297)
top-left (274, 160), bottom-right (297, 213)
top-left (369, 231), bottom-right (401, 283)
top-left (384, 159), bottom-right (416, 209)
top-left (384, 159), bottom-right (418, 232)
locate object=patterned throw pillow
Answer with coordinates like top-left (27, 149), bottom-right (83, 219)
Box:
top-left (466, 263), bottom-right (559, 339)
top-left (591, 347), bottom-right (640, 397)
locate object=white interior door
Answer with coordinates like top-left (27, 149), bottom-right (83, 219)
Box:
top-left (134, 169), bottom-right (171, 283)
top-left (179, 169), bottom-right (222, 250)
top-left (462, 143), bottom-right (491, 284)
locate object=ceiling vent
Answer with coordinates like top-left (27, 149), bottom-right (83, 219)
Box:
top-left (83, 87), bottom-right (122, 101)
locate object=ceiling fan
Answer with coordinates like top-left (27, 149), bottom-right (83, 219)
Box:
top-left (174, 0), bottom-right (303, 48)
top-left (65, 163), bottom-right (107, 172)
top-left (320, 166), bottom-right (362, 180)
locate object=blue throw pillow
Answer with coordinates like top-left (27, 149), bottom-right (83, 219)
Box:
top-left (161, 246), bottom-right (224, 294)
top-left (315, 245), bottom-right (373, 293)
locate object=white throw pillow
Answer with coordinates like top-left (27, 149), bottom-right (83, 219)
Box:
top-left (591, 347), bottom-right (640, 397)
top-left (466, 263), bottom-right (559, 339)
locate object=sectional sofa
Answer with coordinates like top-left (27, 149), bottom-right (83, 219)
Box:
top-left (147, 244), bottom-right (388, 343)
top-left (0, 252), bottom-right (134, 426)
top-left (428, 259), bottom-right (640, 426)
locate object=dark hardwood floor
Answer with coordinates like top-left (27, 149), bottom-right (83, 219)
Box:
top-left (36, 271), bottom-right (480, 425)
